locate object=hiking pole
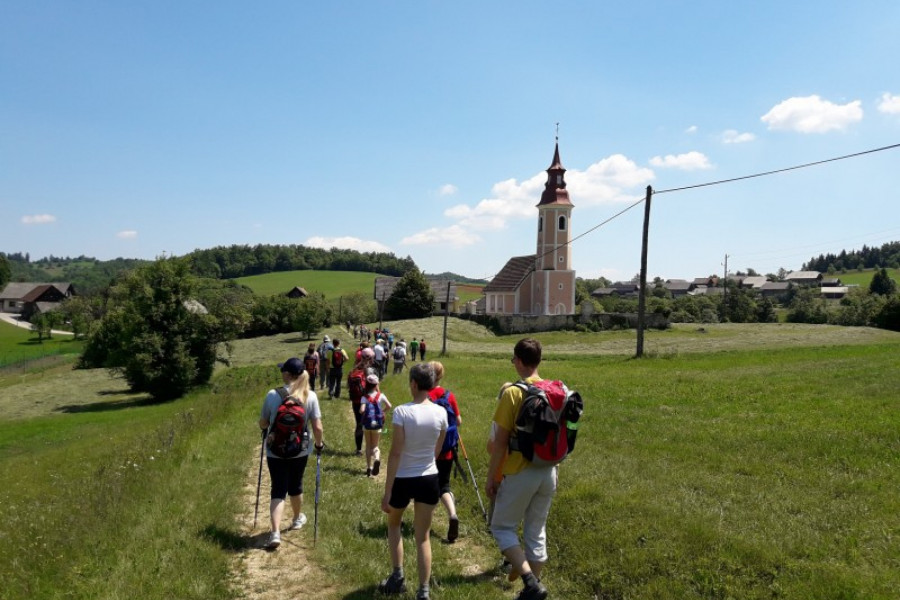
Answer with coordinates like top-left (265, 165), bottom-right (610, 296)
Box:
top-left (456, 433), bottom-right (488, 523)
top-left (314, 447), bottom-right (322, 545)
top-left (253, 428), bottom-right (266, 530)
top-left (452, 448), bottom-right (468, 483)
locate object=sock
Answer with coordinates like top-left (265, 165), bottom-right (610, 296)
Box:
top-left (393, 566), bottom-right (404, 579)
top-left (419, 584), bottom-right (430, 595)
top-left (521, 572), bottom-right (538, 588)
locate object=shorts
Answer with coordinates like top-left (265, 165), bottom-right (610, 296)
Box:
top-left (267, 455), bottom-right (310, 499)
top-left (388, 474), bottom-right (440, 509)
top-left (436, 458), bottom-right (453, 495)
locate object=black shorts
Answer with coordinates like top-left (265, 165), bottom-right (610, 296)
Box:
top-left (436, 458), bottom-right (453, 495)
top-left (388, 474), bottom-right (440, 509)
top-left (267, 455), bottom-right (310, 499)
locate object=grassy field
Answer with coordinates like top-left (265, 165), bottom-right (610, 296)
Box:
top-left (831, 267), bottom-right (899, 287)
top-left (1, 320), bottom-right (898, 599)
top-left (0, 319), bottom-right (83, 369)
top-left (234, 270), bottom-right (379, 298)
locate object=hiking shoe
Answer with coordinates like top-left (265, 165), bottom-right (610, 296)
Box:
top-left (366, 467), bottom-right (372, 478)
top-left (415, 587), bottom-right (430, 600)
top-left (372, 459), bottom-right (381, 476)
top-left (265, 531), bottom-right (281, 550)
top-left (377, 572), bottom-right (407, 594)
top-left (516, 581), bottom-right (548, 600)
top-left (447, 515), bottom-right (459, 543)
top-left (355, 449), bottom-right (363, 456)
top-left (289, 513), bottom-right (307, 530)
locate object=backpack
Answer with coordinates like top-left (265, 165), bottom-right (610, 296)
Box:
top-left (318, 342), bottom-right (331, 362)
top-left (331, 349), bottom-right (345, 368)
top-left (433, 390), bottom-right (458, 454)
top-left (267, 388), bottom-right (309, 458)
top-left (347, 369), bottom-right (366, 401)
top-left (363, 393), bottom-right (385, 430)
top-left (509, 380), bottom-right (583, 467)
top-left (304, 355), bottom-right (318, 374)
top-left (392, 346), bottom-right (404, 360)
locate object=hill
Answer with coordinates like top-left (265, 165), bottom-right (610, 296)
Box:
top-left (829, 267), bottom-right (899, 287)
top-left (233, 270), bottom-right (379, 298)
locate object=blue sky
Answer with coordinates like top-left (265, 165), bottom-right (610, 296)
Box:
top-left (3, 1), bottom-right (900, 282)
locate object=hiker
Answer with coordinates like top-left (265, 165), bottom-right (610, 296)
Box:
top-left (373, 339), bottom-right (387, 378)
top-left (486, 338), bottom-right (558, 600)
top-left (427, 361), bottom-right (461, 543)
top-left (387, 331), bottom-right (394, 350)
top-left (316, 335), bottom-right (332, 391)
top-left (348, 347), bottom-right (377, 455)
top-left (303, 343), bottom-right (319, 391)
top-left (258, 358), bottom-right (324, 550)
top-left (360, 373), bottom-right (392, 477)
top-left (379, 363), bottom-right (447, 600)
top-left (392, 341), bottom-right (407, 375)
top-left (409, 338), bottom-right (419, 361)
top-left (419, 338), bottom-right (427, 361)
top-left (327, 338), bottom-right (349, 399)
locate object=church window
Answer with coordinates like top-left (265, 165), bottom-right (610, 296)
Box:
top-left (558, 215), bottom-right (567, 231)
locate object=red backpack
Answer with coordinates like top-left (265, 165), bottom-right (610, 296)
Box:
top-left (304, 355), bottom-right (318, 374)
top-left (509, 380), bottom-right (583, 467)
top-left (347, 369), bottom-right (366, 402)
top-left (331, 349), bottom-right (345, 368)
top-left (266, 388), bottom-right (308, 458)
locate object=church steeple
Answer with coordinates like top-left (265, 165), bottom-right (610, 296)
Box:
top-left (537, 142), bottom-right (573, 207)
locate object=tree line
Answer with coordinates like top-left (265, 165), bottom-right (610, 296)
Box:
top-left (804, 240), bottom-right (900, 273)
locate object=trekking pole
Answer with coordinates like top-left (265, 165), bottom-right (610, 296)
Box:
top-left (253, 428), bottom-right (266, 530)
top-left (456, 433), bottom-right (488, 523)
top-left (314, 448), bottom-right (322, 545)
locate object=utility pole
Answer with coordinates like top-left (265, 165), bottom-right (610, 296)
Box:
top-left (441, 280), bottom-right (451, 356)
top-left (722, 254), bottom-right (729, 322)
top-left (636, 185), bottom-right (652, 358)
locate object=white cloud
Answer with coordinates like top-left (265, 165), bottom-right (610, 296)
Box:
top-left (442, 154), bottom-right (655, 232)
top-left (877, 92), bottom-right (900, 114)
top-left (685, 125), bottom-right (698, 134)
top-left (761, 95), bottom-right (863, 133)
top-left (116, 230), bottom-right (138, 239)
top-left (21, 214), bottom-right (56, 224)
top-left (438, 183), bottom-right (458, 196)
top-left (649, 151), bottom-right (712, 170)
top-left (721, 129), bottom-right (756, 144)
top-left (400, 224), bottom-right (480, 247)
top-left (305, 236), bottom-right (391, 253)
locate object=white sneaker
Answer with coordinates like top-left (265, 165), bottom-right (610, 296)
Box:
top-left (289, 513), bottom-right (308, 530)
top-left (265, 531), bottom-right (281, 549)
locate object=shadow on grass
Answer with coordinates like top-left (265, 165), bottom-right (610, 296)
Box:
top-left (282, 337), bottom-right (312, 344)
top-left (199, 524), bottom-right (261, 552)
top-left (339, 569), bottom-right (498, 600)
top-left (54, 394), bottom-right (156, 413)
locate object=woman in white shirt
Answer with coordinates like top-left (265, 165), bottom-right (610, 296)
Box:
top-left (378, 363), bottom-right (447, 600)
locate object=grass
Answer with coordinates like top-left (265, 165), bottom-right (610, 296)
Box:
top-left (0, 319), bottom-right (83, 368)
top-left (831, 267), bottom-right (899, 287)
top-left (1, 320), bottom-right (899, 599)
top-left (233, 270), bottom-right (379, 298)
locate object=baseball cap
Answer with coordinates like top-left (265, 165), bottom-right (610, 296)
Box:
top-left (278, 357), bottom-right (305, 375)
top-left (361, 347), bottom-right (375, 358)
top-left (366, 373), bottom-right (380, 385)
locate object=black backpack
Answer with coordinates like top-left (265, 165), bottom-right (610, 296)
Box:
top-left (509, 380), bottom-right (582, 466)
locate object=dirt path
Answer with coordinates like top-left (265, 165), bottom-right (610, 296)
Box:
top-left (232, 444), bottom-right (338, 600)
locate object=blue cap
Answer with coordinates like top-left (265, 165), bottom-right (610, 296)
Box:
top-left (278, 357), bottom-right (304, 375)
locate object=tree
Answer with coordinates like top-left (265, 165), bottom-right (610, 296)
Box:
top-left (785, 288), bottom-right (828, 324)
top-left (872, 297), bottom-right (900, 331)
top-left (869, 268), bottom-right (897, 296)
top-left (0, 254), bottom-right (10, 290)
top-left (339, 291), bottom-right (377, 325)
top-left (80, 257), bottom-right (229, 400)
top-left (385, 269), bottom-right (435, 319)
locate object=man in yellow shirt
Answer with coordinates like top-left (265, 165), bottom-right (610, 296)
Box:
top-left (486, 338), bottom-right (553, 600)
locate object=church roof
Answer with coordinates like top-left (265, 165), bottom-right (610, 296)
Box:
top-left (482, 255), bottom-right (536, 292)
top-left (537, 143), bottom-right (572, 207)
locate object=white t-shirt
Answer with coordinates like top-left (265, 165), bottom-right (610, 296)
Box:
top-left (373, 343), bottom-right (386, 361)
top-left (391, 400), bottom-right (447, 478)
top-left (260, 386), bottom-right (321, 459)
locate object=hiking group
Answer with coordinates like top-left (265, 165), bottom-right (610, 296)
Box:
top-left (257, 336), bottom-right (581, 600)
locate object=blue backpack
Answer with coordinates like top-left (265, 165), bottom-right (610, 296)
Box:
top-left (433, 390), bottom-right (458, 454)
top-left (363, 393), bottom-right (385, 430)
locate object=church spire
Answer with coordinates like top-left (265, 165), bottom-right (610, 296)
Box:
top-left (537, 138), bottom-right (572, 207)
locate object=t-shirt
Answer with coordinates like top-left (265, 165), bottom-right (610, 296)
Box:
top-left (391, 400), bottom-right (447, 478)
top-left (393, 346), bottom-right (406, 361)
top-left (428, 386), bottom-right (460, 461)
top-left (373, 343), bottom-right (386, 361)
top-left (260, 387), bottom-right (322, 459)
top-left (492, 376), bottom-right (542, 476)
top-left (328, 347), bottom-right (348, 369)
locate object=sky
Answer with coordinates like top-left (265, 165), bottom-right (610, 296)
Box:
top-left (2, 1), bottom-right (900, 283)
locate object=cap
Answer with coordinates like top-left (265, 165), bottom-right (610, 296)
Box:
top-left (361, 347), bottom-right (375, 358)
top-left (278, 357), bottom-right (305, 375)
top-left (366, 373), bottom-right (380, 385)
top-left (323, 335), bottom-right (330, 342)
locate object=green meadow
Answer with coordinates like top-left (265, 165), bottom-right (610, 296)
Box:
top-left (830, 267), bottom-right (899, 287)
top-left (234, 270), bottom-right (379, 298)
top-left (1, 320), bottom-right (898, 599)
top-left (0, 319), bottom-right (83, 369)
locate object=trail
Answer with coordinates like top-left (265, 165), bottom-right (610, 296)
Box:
top-left (232, 441), bottom-right (337, 600)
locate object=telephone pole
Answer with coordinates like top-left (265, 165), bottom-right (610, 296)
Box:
top-left (722, 254), bottom-right (729, 322)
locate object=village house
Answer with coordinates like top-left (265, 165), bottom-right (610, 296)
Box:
top-left (0, 282), bottom-right (76, 317)
top-left (285, 286), bottom-right (309, 298)
top-left (482, 142), bottom-right (576, 315)
top-left (373, 277), bottom-right (459, 314)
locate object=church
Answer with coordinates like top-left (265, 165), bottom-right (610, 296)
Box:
top-left (482, 143), bottom-right (576, 315)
